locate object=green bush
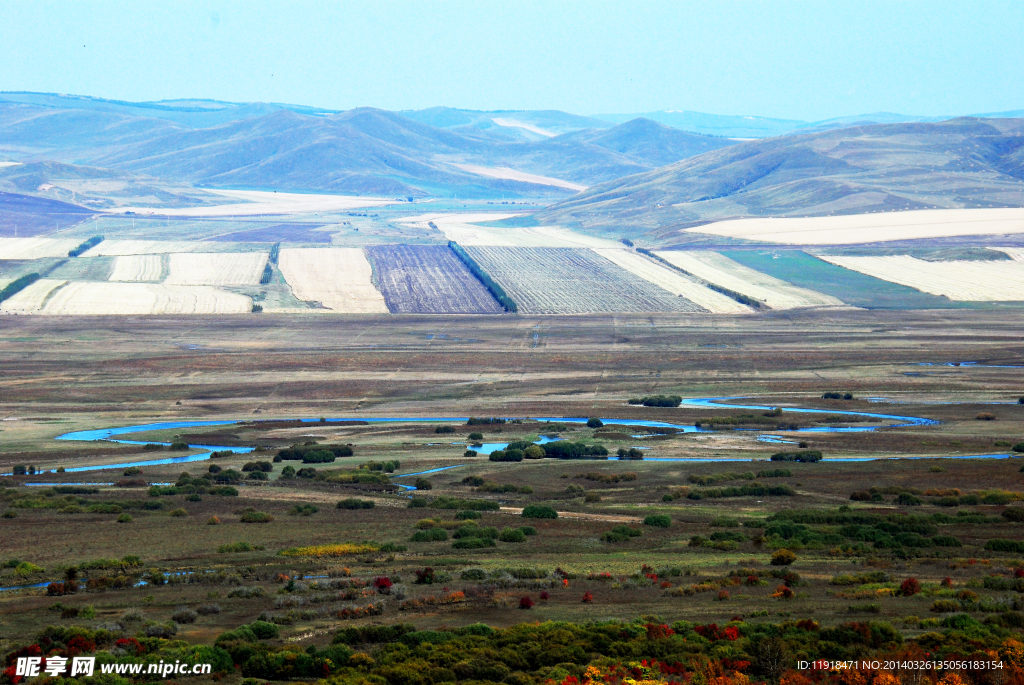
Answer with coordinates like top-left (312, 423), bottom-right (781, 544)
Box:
top-left (452, 537), bottom-right (496, 549)
top-left (522, 504), bottom-right (558, 519)
top-left (601, 525), bottom-right (642, 542)
top-left (587, 418), bottom-right (604, 428)
top-left (414, 477), bottom-right (433, 490)
top-left (239, 511), bottom-right (273, 523)
top-left (411, 528), bottom-right (448, 542)
top-left (408, 497), bottom-right (429, 508)
top-left (338, 498), bottom-right (374, 509)
top-left (455, 510), bottom-right (482, 520)
top-left (116, 513), bottom-right (132, 523)
top-left (771, 450), bottom-right (822, 462)
top-left (771, 549), bottom-right (797, 565)
top-left (644, 514), bottom-right (672, 528)
top-left (499, 527), bottom-right (526, 542)
top-left (628, 395), bottom-right (682, 407)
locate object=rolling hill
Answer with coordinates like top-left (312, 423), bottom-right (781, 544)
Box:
top-left (537, 117), bottom-right (1024, 245)
top-left (0, 98), bottom-right (734, 199)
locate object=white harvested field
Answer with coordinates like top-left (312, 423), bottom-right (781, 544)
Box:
top-left (450, 163), bottom-right (586, 191)
top-left (163, 252), bottom-right (268, 286)
top-left (416, 213), bottom-right (622, 248)
top-left (0, 238), bottom-right (81, 259)
top-left (467, 246), bottom-right (702, 314)
top-left (685, 208), bottom-right (1024, 245)
top-left (3, 282), bottom-right (252, 315)
top-left (277, 248), bottom-right (388, 313)
top-left (83, 240), bottom-right (206, 256)
top-left (818, 255), bottom-right (1024, 301)
top-left (109, 255), bottom-right (165, 282)
top-left (997, 247), bottom-right (1024, 262)
top-left (105, 190), bottom-right (394, 217)
top-left (593, 249), bottom-right (751, 313)
top-left (655, 250), bottom-right (843, 309)
top-left (0, 279), bottom-right (67, 314)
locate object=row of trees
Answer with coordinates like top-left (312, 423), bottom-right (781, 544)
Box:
top-left (448, 241), bottom-right (517, 312)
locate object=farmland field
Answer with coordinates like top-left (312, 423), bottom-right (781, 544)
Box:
top-left (0, 278), bottom-right (67, 313)
top-left (0, 237), bottom-right (81, 259)
top-left (685, 207), bottom-right (1024, 244)
top-left (467, 246), bottom-right (703, 314)
top-left (82, 239), bottom-right (207, 256)
top-left (418, 213), bottom-right (623, 248)
top-left (818, 254), bottom-right (1024, 301)
top-left (16, 281), bottom-right (253, 314)
top-left (163, 252), bottom-right (268, 286)
top-left (277, 247), bottom-right (388, 313)
top-left (655, 250), bottom-right (843, 309)
top-left (722, 249), bottom-right (979, 309)
top-left (592, 248), bottom-right (751, 313)
top-left (108, 254), bottom-right (165, 282)
top-left (366, 244), bottom-right (504, 314)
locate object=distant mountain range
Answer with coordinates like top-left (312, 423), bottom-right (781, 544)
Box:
top-left (0, 93), bottom-right (734, 200)
top-left (537, 117), bottom-right (1024, 245)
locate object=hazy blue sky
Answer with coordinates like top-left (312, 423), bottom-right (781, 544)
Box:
top-left (2, 0), bottom-right (1021, 121)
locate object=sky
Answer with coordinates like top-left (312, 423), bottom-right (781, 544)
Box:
top-left (1, 0), bottom-right (1022, 122)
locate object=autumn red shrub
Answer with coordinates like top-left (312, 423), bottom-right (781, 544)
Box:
top-left (746, 575), bottom-right (759, 586)
top-left (519, 596), bottom-right (534, 609)
top-left (644, 623), bottom-right (675, 640)
top-left (899, 577), bottom-right (921, 596)
top-left (540, 591), bottom-right (549, 600)
top-left (582, 591), bottom-right (593, 603)
top-left (716, 590), bottom-right (730, 601)
top-left (941, 577), bottom-right (953, 587)
top-left (373, 576), bottom-right (393, 593)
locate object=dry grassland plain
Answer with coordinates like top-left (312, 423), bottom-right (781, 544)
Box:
top-left (655, 250), bottom-right (844, 308)
top-left (163, 252), bottom-right (268, 286)
top-left (277, 247), bottom-right (388, 313)
top-left (82, 239), bottom-right (207, 256)
top-left (818, 254), bottom-right (1024, 301)
top-left (0, 237), bottom-right (82, 259)
top-left (686, 207), bottom-right (1024, 244)
top-left (105, 189), bottom-right (395, 217)
top-left (450, 162), bottom-right (587, 191)
top-left (0, 278), bottom-right (67, 313)
top-left (592, 248), bottom-right (750, 313)
top-left (16, 281), bottom-right (252, 314)
top-left (468, 246), bottom-right (701, 314)
top-left (108, 254), bottom-right (164, 282)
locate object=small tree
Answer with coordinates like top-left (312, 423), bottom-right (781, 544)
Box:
top-left (587, 418), bottom-right (604, 428)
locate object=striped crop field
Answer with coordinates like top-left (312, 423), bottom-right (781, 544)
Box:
top-left (592, 249), bottom-right (750, 314)
top-left (817, 255), bottom-right (1024, 301)
top-left (83, 240), bottom-right (208, 256)
top-left (109, 255), bottom-right (165, 282)
top-left (0, 279), bottom-right (68, 314)
top-left (0, 238), bottom-right (82, 259)
top-left (466, 247), bottom-right (702, 314)
top-left (655, 250), bottom-right (843, 309)
top-left (366, 245), bottom-right (503, 314)
top-left (277, 248), bottom-right (388, 313)
top-left (2, 281), bottom-right (252, 314)
top-left (163, 252), bottom-right (268, 286)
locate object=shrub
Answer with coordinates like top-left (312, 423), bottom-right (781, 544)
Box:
top-left (931, 599), bottom-right (961, 613)
top-left (414, 477), bottom-right (433, 490)
top-left (461, 568), bottom-right (486, 580)
top-left (896, 492), bottom-right (923, 506)
top-left (207, 516), bottom-right (220, 525)
top-left (453, 537), bottom-right (496, 549)
top-left (584, 492), bottom-right (601, 502)
top-left (976, 413), bottom-right (997, 421)
top-left (408, 497), bottom-right (429, 508)
top-left (582, 591), bottom-right (594, 603)
top-left (239, 511), bottom-right (273, 523)
top-left (1013, 442), bottom-right (1024, 453)
top-left (171, 608), bottom-right (198, 624)
top-left (468, 432), bottom-right (484, 440)
top-left (771, 450), bottom-right (822, 462)
top-left (520, 526), bottom-right (536, 535)
top-left (455, 510), bottom-right (481, 520)
top-left (169, 441), bottom-right (189, 451)
top-left (116, 513), bottom-right (132, 523)
top-left (771, 549), bottom-right (797, 566)
top-left (338, 498), bottom-right (375, 509)
top-left (519, 596), bottom-right (534, 609)
top-left (602, 525), bottom-right (642, 542)
top-left (758, 468), bottom-right (792, 478)
top-left (522, 504), bottom-right (558, 519)
top-left (644, 514), bottom-right (672, 528)
top-left (499, 527), bottom-right (526, 542)
top-left (1003, 508), bottom-right (1024, 522)
top-left (435, 425), bottom-right (455, 434)
top-left (464, 450), bottom-right (478, 457)
top-left (242, 461), bottom-right (273, 472)
top-left (489, 449), bottom-right (523, 462)
top-left (411, 528), bottom-right (448, 542)
top-left (290, 504), bottom-right (318, 516)
top-left (617, 447), bottom-right (644, 460)
top-left (247, 471), bottom-right (268, 481)
top-left (629, 395), bottom-right (682, 407)
top-left (170, 508), bottom-right (187, 517)
top-left (587, 418), bottom-right (604, 428)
